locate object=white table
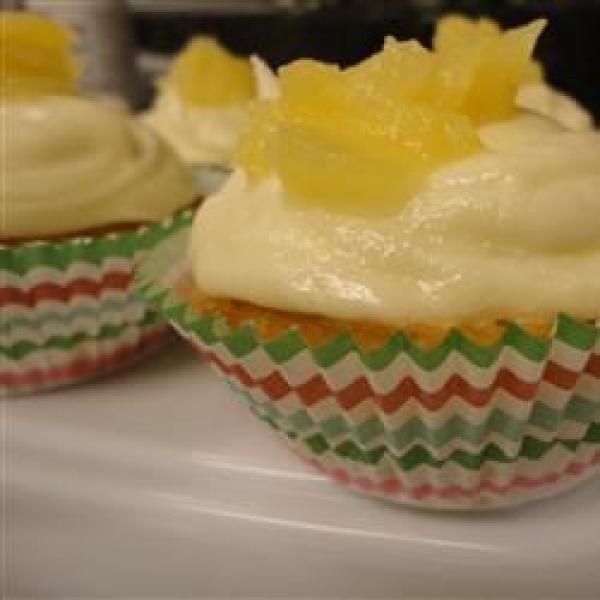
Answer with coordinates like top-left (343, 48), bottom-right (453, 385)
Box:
top-left (4, 343), bottom-right (600, 598)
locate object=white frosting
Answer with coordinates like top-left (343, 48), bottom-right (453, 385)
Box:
top-left (142, 86), bottom-right (247, 165)
top-left (143, 56), bottom-right (275, 166)
top-left (190, 115), bottom-right (600, 325)
top-left (517, 83), bottom-right (593, 132)
top-left (2, 96), bottom-right (195, 239)
top-left (250, 55), bottom-right (280, 100)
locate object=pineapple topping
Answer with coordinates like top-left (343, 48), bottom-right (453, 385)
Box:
top-left (165, 37), bottom-right (256, 107)
top-left (0, 12), bottom-right (79, 97)
top-left (235, 16), bottom-right (546, 215)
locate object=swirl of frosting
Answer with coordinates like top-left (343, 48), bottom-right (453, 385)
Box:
top-left (142, 56), bottom-right (277, 166)
top-left (516, 83), bottom-right (594, 132)
top-left (2, 96), bottom-right (195, 240)
top-left (142, 86), bottom-right (247, 165)
top-left (189, 116), bottom-right (600, 325)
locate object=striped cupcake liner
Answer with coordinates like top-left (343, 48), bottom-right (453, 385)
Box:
top-left (294, 440), bottom-right (600, 509)
top-left (1, 210), bottom-right (194, 398)
top-left (136, 226), bottom-right (600, 509)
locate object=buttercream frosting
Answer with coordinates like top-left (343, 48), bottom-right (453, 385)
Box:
top-left (516, 83), bottom-right (593, 132)
top-left (142, 86), bottom-right (246, 165)
top-left (2, 95), bottom-right (195, 239)
top-left (189, 116), bottom-right (600, 325)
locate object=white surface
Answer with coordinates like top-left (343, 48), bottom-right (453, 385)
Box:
top-left (3, 343), bottom-right (600, 598)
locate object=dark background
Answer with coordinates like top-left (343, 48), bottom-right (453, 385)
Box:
top-left (132, 0), bottom-right (600, 120)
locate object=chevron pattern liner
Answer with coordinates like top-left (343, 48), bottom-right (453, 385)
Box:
top-left (293, 440), bottom-right (600, 509)
top-left (1, 210), bottom-right (194, 397)
top-left (136, 226), bottom-right (600, 509)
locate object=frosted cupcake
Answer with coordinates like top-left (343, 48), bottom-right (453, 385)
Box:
top-left (143, 37), bottom-right (276, 194)
top-left (1, 13), bottom-right (196, 396)
top-left (137, 17), bottom-right (600, 509)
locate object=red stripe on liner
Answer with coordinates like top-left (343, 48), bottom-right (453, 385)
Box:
top-left (545, 360), bottom-right (581, 389)
top-left (0, 271), bottom-right (132, 308)
top-left (301, 449), bottom-right (600, 501)
top-left (0, 326), bottom-right (169, 388)
top-left (196, 347), bottom-right (596, 411)
top-left (586, 354), bottom-right (600, 377)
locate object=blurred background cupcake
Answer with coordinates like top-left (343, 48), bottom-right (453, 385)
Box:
top-left (0, 12), bottom-right (196, 396)
top-left (141, 37), bottom-right (275, 195)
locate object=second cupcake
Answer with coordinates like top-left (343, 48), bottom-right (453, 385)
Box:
top-left (1, 13), bottom-right (197, 396)
top-left (142, 36), bottom-right (276, 194)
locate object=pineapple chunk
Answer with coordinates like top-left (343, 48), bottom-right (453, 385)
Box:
top-left (234, 100), bottom-right (280, 178)
top-left (274, 104), bottom-right (478, 213)
top-left (434, 16), bottom-right (501, 53)
top-left (278, 58), bottom-right (479, 162)
top-left (237, 88), bottom-right (479, 214)
top-left (432, 16), bottom-right (546, 122)
top-left (234, 16), bottom-right (547, 214)
top-left (345, 38), bottom-right (436, 103)
top-left (0, 12), bottom-right (79, 97)
top-left (273, 123), bottom-right (427, 214)
top-left (167, 37), bottom-right (255, 107)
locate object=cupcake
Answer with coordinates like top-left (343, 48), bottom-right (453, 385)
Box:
top-left (1, 13), bottom-right (197, 397)
top-left (137, 16), bottom-right (600, 509)
top-left (142, 37), bottom-right (277, 195)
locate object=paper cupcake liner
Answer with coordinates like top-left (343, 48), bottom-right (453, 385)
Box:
top-left (136, 226), bottom-right (600, 509)
top-left (1, 210), bottom-right (194, 397)
top-left (293, 438), bottom-right (600, 509)
top-left (233, 378), bottom-right (600, 508)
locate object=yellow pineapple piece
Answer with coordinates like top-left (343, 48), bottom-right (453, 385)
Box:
top-left (273, 123), bottom-right (427, 214)
top-left (0, 12), bottom-right (79, 97)
top-left (234, 100), bottom-right (280, 178)
top-left (273, 103), bottom-right (479, 213)
top-left (234, 16), bottom-right (547, 214)
top-left (277, 58), bottom-right (479, 161)
top-left (431, 16), bottom-right (546, 122)
top-left (345, 38), bottom-right (436, 103)
top-left (279, 60), bottom-right (344, 112)
top-left (434, 15), bottom-right (501, 53)
top-left (237, 82), bottom-right (480, 214)
top-left (167, 37), bottom-right (255, 107)
top-left (425, 17), bottom-right (497, 111)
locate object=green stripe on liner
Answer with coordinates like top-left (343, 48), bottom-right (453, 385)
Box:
top-left (565, 395), bottom-right (600, 423)
top-left (0, 311), bottom-right (161, 360)
top-left (147, 287), bottom-right (599, 371)
top-left (555, 315), bottom-right (600, 349)
top-left (233, 384), bottom-right (599, 451)
top-left (0, 296), bottom-right (139, 334)
top-left (233, 384), bottom-right (600, 469)
top-left (292, 423), bottom-right (600, 471)
top-left (1, 210), bottom-right (193, 275)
